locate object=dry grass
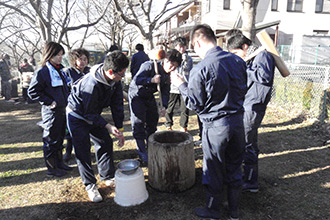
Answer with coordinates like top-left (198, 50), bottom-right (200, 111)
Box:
top-left (0, 99), bottom-right (330, 220)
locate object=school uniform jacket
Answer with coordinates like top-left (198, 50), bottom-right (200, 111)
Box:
top-left (28, 64), bottom-right (69, 108)
top-left (64, 66), bottom-right (90, 84)
top-left (179, 46), bottom-right (247, 124)
top-left (130, 51), bottom-right (150, 77)
top-left (128, 60), bottom-right (170, 108)
top-left (243, 50), bottom-right (275, 112)
top-left (67, 63), bottom-right (124, 129)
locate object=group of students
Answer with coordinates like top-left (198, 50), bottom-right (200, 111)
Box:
top-left (0, 54), bottom-right (38, 104)
top-left (27, 23), bottom-right (275, 220)
top-left (170, 25), bottom-right (275, 220)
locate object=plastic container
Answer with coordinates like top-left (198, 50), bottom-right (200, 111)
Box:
top-left (114, 167), bottom-right (148, 206)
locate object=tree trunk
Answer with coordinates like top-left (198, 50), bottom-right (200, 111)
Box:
top-left (241, 0), bottom-right (259, 42)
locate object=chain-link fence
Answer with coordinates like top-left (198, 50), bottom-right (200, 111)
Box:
top-left (279, 45), bottom-right (330, 65)
top-left (270, 63), bottom-right (330, 122)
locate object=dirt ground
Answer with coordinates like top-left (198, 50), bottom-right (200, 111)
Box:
top-left (0, 97), bottom-right (329, 220)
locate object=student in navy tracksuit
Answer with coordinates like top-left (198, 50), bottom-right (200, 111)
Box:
top-left (63, 48), bottom-right (91, 162)
top-left (28, 42), bottom-right (72, 177)
top-left (66, 51), bottom-right (129, 203)
top-left (172, 24), bottom-right (247, 220)
top-left (128, 49), bottom-right (182, 164)
top-left (130, 44), bottom-right (150, 78)
top-left (226, 29), bottom-right (275, 193)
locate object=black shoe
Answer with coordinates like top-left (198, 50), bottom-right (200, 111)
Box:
top-left (242, 183), bottom-right (259, 193)
top-left (56, 150), bottom-right (73, 171)
top-left (63, 153), bottom-right (72, 162)
top-left (47, 168), bottom-right (67, 177)
top-left (58, 162), bottom-right (73, 171)
top-left (194, 207), bottom-right (221, 219)
top-left (138, 157), bottom-right (148, 167)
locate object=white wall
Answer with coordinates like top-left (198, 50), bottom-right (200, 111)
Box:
top-left (258, 0), bottom-right (330, 45)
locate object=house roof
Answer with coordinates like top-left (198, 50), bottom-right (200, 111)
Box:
top-left (158, 0), bottom-right (196, 26)
top-left (216, 20), bottom-right (281, 37)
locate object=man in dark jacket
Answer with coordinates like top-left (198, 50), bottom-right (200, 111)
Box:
top-left (0, 54), bottom-right (13, 102)
top-left (128, 49), bottom-right (182, 164)
top-left (130, 44), bottom-right (149, 78)
top-left (172, 24), bottom-right (247, 220)
top-left (226, 29), bottom-right (275, 193)
top-left (66, 51), bottom-right (129, 203)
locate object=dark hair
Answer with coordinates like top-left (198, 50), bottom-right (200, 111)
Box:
top-left (41, 42), bottom-right (65, 66)
top-left (174, 37), bottom-right (187, 47)
top-left (224, 29), bottom-right (243, 43)
top-left (103, 50), bottom-right (129, 73)
top-left (226, 33), bottom-right (252, 51)
top-left (23, 58), bottom-right (28, 63)
top-left (109, 45), bottom-right (119, 52)
top-left (135, 44), bottom-right (144, 51)
top-left (68, 48), bottom-right (90, 67)
top-left (190, 24), bottom-right (216, 46)
top-left (165, 49), bottom-right (182, 66)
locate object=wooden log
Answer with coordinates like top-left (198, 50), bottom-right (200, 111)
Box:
top-left (148, 131), bottom-right (195, 193)
top-left (257, 30), bottom-right (290, 77)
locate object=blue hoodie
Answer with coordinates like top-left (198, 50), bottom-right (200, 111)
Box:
top-left (67, 63), bottom-right (124, 129)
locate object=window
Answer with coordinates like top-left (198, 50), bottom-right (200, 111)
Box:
top-left (315, 0), bottom-right (330, 13)
top-left (287, 0), bottom-right (303, 12)
top-left (313, 30), bottom-right (329, 35)
top-left (271, 0), bottom-right (278, 11)
top-left (205, 0), bottom-right (211, 13)
top-left (224, 0), bottom-right (230, 10)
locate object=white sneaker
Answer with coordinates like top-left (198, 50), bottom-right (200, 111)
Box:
top-left (87, 184), bottom-right (103, 203)
top-left (105, 178), bottom-right (115, 187)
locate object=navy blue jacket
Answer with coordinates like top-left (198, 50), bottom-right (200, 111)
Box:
top-left (67, 64), bottom-right (124, 129)
top-left (179, 46), bottom-right (247, 123)
top-left (244, 50), bottom-right (275, 112)
top-left (64, 66), bottom-right (90, 85)
top-left (28, 64), bottom-right (70, 108)
top-left (130, 51), bottom-right (149, 77)
top-left (128, 60), bottom-right (170, 108)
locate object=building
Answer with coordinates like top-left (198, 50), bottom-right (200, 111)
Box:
top-left (155, 0), bottom-right (201, 49)
top-left (156, 0), bottom-right (330, 64)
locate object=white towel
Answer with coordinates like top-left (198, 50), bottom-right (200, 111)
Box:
top-left (46, 61), bottom-right (71, 87)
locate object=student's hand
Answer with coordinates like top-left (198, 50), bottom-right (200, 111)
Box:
top-left (106, 124), bottom-right (125, 147)
top-left (117, 135), bottom-right (125, 147)
top-left (151, 75), bottom-right (161, 84)
top-left (171, 72), bottom-right (185, 87)
top-left (160, 107), bottom-right (166, 117)
top-left (50, 101), bottom-right (57, 109)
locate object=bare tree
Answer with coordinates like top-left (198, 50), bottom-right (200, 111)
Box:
top-left (240, 0), bottom-right (260, 41)
top-left (0, 2), bottom-right (41, 67)
top-left (0, 0), bottom-right (111, 44)
top-left (124, 27), bottom-right (139, 56)
top-left (113, 0), bottom-right (192, 50)
top-left (94, 1), bottom-right (127, 51)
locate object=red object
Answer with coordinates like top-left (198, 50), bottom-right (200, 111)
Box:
top-left (156, 49), bottom-right (165, 60)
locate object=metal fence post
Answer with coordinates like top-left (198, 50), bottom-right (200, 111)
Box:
top-left (314, 45), bottom-right (320, 65)
top-left (321, 66), bottom-right (330, 123)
